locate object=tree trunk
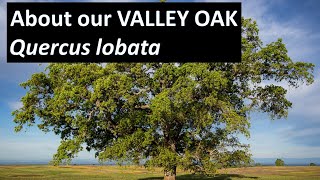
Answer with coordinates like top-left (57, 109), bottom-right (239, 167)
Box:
top-left (164, 166), bottom-right (176, 180)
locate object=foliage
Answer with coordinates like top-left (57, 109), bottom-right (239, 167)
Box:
top-left (310, 163), bottom-right (316, 166)
top-left (275, 159), bottom-right (285, 166)
top-left (13, 17), bottom-right (314, 179)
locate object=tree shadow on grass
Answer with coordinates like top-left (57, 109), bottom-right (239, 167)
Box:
top-left (139, 174), bottom-right (259, 180)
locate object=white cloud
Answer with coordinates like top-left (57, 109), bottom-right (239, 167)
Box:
top-left (278, 126), bottom-right (320, 139)
top-left (8, 101), bottom-right (22, 110)
top-left (287, 73), bottom-right (320, 119)
top-left (248, 129), bottom-right (320, 158)
top-left (241, 0), bottom-right (320, 62)
top-left (206, 0), bottom-right (320, 62)
top-left (250, 72), bottom-right (320, 120)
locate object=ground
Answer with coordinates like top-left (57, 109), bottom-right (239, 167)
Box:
top-left (0, 165), bottom-right (319, 180)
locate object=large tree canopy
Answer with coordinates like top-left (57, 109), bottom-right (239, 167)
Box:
top-left (13, 18), bottom-right (314, 180)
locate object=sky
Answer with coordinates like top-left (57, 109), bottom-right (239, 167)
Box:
top-left (0, 0), bottom-right (320, 163)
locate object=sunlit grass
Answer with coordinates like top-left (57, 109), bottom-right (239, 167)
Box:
top-left (0, 165), bottom-right (319, 179)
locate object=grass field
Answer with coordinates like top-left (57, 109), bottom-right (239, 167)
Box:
top-left (0, 165), bottom-right (319, 180)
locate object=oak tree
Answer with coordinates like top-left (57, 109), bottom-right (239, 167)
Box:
top-left (13, 18), bottom-right (314, 180)
top-left (275, 159), bottom-right (285, 166)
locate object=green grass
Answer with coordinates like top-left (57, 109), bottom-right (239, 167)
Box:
top-left (0, 165), bottom-right (319, 180)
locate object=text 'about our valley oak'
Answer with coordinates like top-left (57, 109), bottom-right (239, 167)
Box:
top-left (7, 2), bottom-right (241, 63)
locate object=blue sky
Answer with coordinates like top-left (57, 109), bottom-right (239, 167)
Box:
top-left (0, 0), bottom-right (320, 162)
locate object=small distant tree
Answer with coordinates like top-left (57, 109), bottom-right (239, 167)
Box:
top-left (310, 163), bottom-right (316, 166)
top-left (255, 163), bottom-right (262, 166)
top-left (275, 159), bottom-right (285, 166)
